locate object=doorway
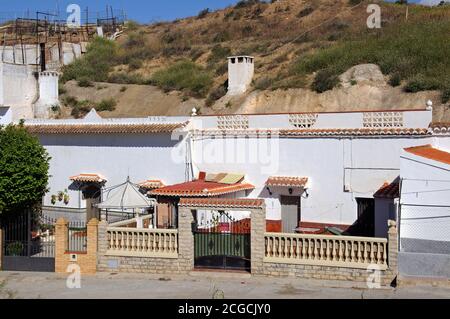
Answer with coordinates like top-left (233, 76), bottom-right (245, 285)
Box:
top-left (280, 196), bottom-right (301, 233)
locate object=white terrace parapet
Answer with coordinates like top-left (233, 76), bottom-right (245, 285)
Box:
top-left (191, 109), bottom-right (432, 131)
top-left (264, 232), bottom-right (388, 270)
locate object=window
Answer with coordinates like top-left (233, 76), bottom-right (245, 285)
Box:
top-left (289, 113), bottom-right (318, 129)
top-left (363, 112), bottom-right (404, 128)
top-left (217, 115), bottom-right (249, 130)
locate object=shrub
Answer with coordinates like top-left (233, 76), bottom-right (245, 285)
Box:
top-left (442, 88), bottom-right (450, 104)
top-left (197, 8), bottom-right (210, 19)
top-left (312, 69), bottom-right (340, 93)
top-left (207, 45), bottom-right (232, 64)
top-left (107, 73), bottom-right (144, 84)
top-left (77, 77), bottom-right (94, 87)
top-left (151, 61), bottom-right (212, 98)
top-left (96, 98), bottom-right (117, 112)
top-left (125, 20), bottom-right (140, 31)
top-left (61, 37), bottom-right (117, 83)
top-left (128, 58), bottom-right (143, 71)
top-left (254, 77), bottom-right (273, 90)
top-left (388, 73), bottom-right (401, 87)
top-left (62, 96), bottom-right (78, 107)
top-left (58, 86), bottom-right (67, 95)
top-left (404, 75), bottom-right (440, 93)
top-left (120, 86), bottom-right (128, 92)
top-left (297, 6), bottom-right (314, 18)
top-left (205, 86), bottom-right (227, 107)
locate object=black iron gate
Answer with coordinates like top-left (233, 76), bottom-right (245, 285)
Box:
top-left (194, 211), bottom-right (251, 272)
top-left (1, 210), bottom-right (56, 272)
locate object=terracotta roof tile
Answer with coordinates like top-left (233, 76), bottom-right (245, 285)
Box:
top-left (179, 198), bottom-right (264, 209)
top-left (138, 180), bottom-right (166, 190)
top-left (429, 122), bottom-right (450, 135)
top-left (404, 145), bottom-right (450, 165)
top-left (193, 128), bottom-right (429, 138)
top-left (266, 176), bottom-right (308, 188)
top-left (70, 173), bottom-right (107, 183)
top-left (150, 180), bottom-right (255, 197)
top-left (374, 181), bottom-right (400, 199)
top-left (25, 122), bottom-right (188, 134)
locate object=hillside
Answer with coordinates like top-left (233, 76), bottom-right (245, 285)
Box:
top-left (58, 0), bottom-right (450, 121)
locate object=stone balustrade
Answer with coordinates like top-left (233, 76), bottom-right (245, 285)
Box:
top-left (264, 232), bottom-right (388, 270)
top-left (106, 227), bottom-right (178, 258)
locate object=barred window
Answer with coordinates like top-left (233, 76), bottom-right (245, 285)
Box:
top-left (363, 112), bottom-right (404, 128)
top-left (289, 114), bottom-right (318, 129)
top-left (217, 115), bottom-right (249, 130)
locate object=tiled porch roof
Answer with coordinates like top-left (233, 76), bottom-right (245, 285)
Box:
top-left (374, 181), bottom-right (400, 199)
top-left (150, 180), bottom-right (255, 197)
top-left (266, 176), bottom-right (308, 188)
top-left (429, 122), bottom-right (450, 135)
top-left (138, 180), bottom-right (166, 190)
top-left (404, 144), bottom-right (450, 165)
top-left (179, 198), bottom-right (264, 209)
top-left (70, 173), bottom-right (107, 183)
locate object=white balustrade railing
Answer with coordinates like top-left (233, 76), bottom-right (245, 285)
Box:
top-left (264, 232), bottom-right (388, 270)
top-left (106, 227), bottom-right (178, 258)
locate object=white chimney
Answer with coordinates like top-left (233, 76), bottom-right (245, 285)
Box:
top-left (227, 56), bottom-right (254, 96)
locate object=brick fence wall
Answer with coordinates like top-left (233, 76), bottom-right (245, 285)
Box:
top-left (55, 218), bottom-right (98, 274)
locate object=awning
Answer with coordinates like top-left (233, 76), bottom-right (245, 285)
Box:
top-left (70, 173), bottom-right (107, 183)
top-left (265, 176), bottom-right (308, 188)
top-left (96, 179), bottom-right (155, 210)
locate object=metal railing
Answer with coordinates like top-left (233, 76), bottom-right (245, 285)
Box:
top-left (264, 232), bottom-right (388, 270)
top-left (68, 220), bottom-right (87, 252)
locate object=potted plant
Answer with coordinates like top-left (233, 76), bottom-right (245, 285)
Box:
top-left (64, 193), bottom-right (70, 205)
top-left (57, 191), bottom-right (64, 202)
top-left (51, 195), bottom-right (57, 205)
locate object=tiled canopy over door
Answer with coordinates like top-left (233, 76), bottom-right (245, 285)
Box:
top-left (280, 196), bottom-right (300, 233)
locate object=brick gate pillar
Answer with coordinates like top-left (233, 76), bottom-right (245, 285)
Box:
top-left (251, 204), bottom-right (266, 276)
top-left (178, 206), bottom-right (195, 272)
top-left (55, 218), bottom-right (69, 273)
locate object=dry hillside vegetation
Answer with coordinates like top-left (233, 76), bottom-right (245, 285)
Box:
top-left (58, 0), bottom-right (450, 120)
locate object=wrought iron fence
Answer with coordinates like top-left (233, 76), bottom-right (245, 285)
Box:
top-left (399, 204), bottom-right (450, 255)
top-left (68, 220), bottom-right (87, 252)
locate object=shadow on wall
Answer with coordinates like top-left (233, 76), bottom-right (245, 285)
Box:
top-left (38, 133), bottom-right (185, 148)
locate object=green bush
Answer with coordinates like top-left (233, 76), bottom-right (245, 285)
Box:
top-left (77, 77), bottom-right (94, 87)
top-left (197, 8), bottom-right (210, 19)
top-left (311, 69), bottom-right (340, 93)
top-left (442, 88), bottom-right (450, 104)
top-left (96, 98), bottom-right (117, 112)
top-left (388, 73), bottom-right (401, 87)
top-left (292, 20), bottom-right (450, 94)
top-left (207, 45), bottom-right (232, 64)
top-left (151, 61), bottom-right (212, 98)
top-left (107, 73), bottom-right (144, 84)
top-left (254, 77), bottom-right (273, 90)
top-left (0, 125), bottom-right (50, 212)
top-left (128, 58), bottom-right (143, 71)
top-left (61, 37), bottom-right (117, 83)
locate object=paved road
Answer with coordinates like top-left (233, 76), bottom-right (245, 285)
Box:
top-left (1, 271), bottom-right (449, 299)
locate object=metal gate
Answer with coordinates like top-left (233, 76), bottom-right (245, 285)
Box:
top-left (1, 210), bottom-right (56, 272)
top-left (194, 211), bottom-right (251, 272)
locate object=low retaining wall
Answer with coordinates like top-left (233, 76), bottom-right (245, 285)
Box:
top-left (0, 228), bottom-right (3, 270)
top-left (399, 251), bottom-right (450, 279)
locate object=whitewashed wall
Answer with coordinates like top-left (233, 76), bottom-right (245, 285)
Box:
top-left (192, 136), bottom-right (437, 225)
top-left (400, 150), bottom-right (450, 244)
top-left (39, 133), bottom-right (189, 210)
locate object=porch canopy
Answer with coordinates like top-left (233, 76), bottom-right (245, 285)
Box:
top-left (96, 178), bottom-right (156, 210)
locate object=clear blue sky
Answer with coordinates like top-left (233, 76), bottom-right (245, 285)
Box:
top-left (0, 0), bottom-right (241, 23)
top-left (0, 0), bottom-right (439, 24)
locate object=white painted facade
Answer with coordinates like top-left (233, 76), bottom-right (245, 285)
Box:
top-left (227, 56), bottom-right (254, 95)
top-left (22, 108), bottom-right (450, 231)
top-left (399, 145), bottom-right (450, 248)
